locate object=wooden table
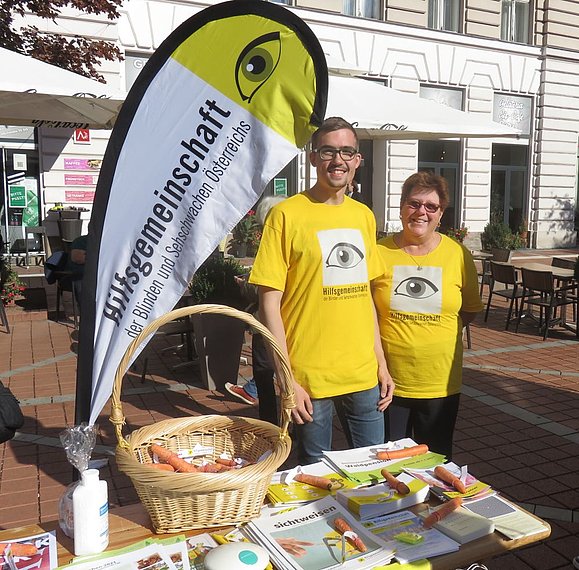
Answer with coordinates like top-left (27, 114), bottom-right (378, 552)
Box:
top-left (0, 501), bottom-right (550, 570)
top-left (510, 261), bottom-right (575, 280)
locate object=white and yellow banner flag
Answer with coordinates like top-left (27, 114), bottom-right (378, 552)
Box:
top-left (76, 0), bottom-right (327, 424)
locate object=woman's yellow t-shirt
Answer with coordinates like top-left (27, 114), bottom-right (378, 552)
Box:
top-left (373, 234), bottom-right (483, 398)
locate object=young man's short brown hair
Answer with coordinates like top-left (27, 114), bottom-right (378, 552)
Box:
top-left (311, 116), bottom-right (359, 150)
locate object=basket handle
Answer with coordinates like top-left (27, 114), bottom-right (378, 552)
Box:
top-left (110, 304), bottom-right (296, 449)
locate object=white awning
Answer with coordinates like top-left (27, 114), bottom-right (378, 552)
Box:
top-left (326, 75), bottom-right (520, 139)
top-left (0, 48), bottom-right (126, 130)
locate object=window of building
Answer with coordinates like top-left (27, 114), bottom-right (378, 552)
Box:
top-left (500, 0), bottom-right (530, 43)
top-left (418, 140), bottom-right (461, 231)
top-left (428, 0), bottom-right (461, 32)
top-left (343, 0), bottom-right (380, 19)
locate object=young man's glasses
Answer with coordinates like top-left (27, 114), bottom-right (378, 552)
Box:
top-left (406, 200), bottom-right (441, 213)
top-left (314, 146), bottom-right (358, 161)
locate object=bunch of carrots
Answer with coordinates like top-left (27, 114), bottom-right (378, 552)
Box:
top-left (147, 443), bottom-right (246, 473)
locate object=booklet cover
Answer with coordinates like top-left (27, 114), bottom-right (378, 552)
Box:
top-left (1, 530), bottom-right (58, 570)
top-left (336, 473), bottom-right (429, 520)
top-left (405, 462), bottom-right (493, 502)
top-left (268, 461), bottom-right (359, 506)
top-left (323, 439), bottom-right (445, 485)
top-left (245, 496), bottom-right (395, 570)
top-left (362, 510), bottom-right (460, 564)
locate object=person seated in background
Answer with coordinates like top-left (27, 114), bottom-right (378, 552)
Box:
top-left (225, 196), bottom-right (285, 425)
top-left (66, 234), bottom-right (88, 305)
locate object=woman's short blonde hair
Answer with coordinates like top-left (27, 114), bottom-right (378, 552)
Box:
top-left (401, 171), bottom-right (449, 210)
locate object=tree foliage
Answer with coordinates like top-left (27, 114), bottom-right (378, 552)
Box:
top-left (0, 0), bottom-right (123, 82)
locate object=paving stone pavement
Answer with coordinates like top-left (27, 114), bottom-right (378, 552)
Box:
top-left (0, 258), bottom-right (578, 569)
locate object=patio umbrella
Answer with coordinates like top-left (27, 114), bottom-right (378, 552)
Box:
top-left (327, 75), bottom-right (520, 139)
top-left (0, 48), bottom-right (125, 130)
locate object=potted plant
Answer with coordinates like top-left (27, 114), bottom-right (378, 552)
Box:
top-left (188, 254), bottom-right (247, 390)
top-left (445, 225), bottom-right (469, 244)
top-left (481, 221), bottom-right (524, 251)
top-left (1, 252), bottom-right (25, 306)
top-left (231, 210), bottom-right (259, 258)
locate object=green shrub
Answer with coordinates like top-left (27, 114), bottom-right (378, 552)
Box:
top-left (481, 221), bottom-right (524, 251)
top-left (188, 254), bottom-right (246, 308)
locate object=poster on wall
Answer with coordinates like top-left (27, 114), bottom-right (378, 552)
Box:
top-left (8, 185), bottom-right (27, 208)
top-left (64, 158), bottom-right (102, 171)
top-left (76, 0), bottom-right (328, 423)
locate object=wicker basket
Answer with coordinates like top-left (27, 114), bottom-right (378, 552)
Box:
top-left (111, 304), bottom-right (295, 533)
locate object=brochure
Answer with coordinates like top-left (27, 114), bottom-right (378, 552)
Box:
top-left (64, 542), bottom-right (178, 570)
top-left (323, 439), bottom-right (445, 485)
top-left (244, 496), bottom-right (395, 570)
top-left (362, 510), bottom-right (460, 564)
top-left (336, 473), bottom-right (429, 520)
top-left (0, 530), bottom-right (58, 570)
top-left (416, 505), bottom-right (495, 544)
top-left (404, 462), bottom-right (494, 502)
top-left (463, 495), bottom-right (548, 540)
top-left (268, 461), bottom-right (359, 506)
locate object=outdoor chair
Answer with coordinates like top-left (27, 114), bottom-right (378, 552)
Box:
top-left (551, 256), bottom-right (578, 322)
top-left (24, 226), bottom-right (51, 267)
top-left (515, 268), bottom-right (577, 340)
top-left (484, 261), bottom-right (524, 329)
top-left (479, 248), bottom-right (513, 297)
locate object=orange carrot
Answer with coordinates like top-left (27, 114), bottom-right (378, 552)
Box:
top-left (380, 468), bottom-right (410, 495)
top-left (334, 518), bottom-right (367, 552)
top-left (376, 444), bottom-right (429, 461)
top-left (150, 443), bottom-right (199, 473)
top-left (198, 462), bottom-right (229, 472)
top-left (147, 463), bottom-right (175, 471)
top-left (295, 473), bottom-right (342, 491)
top-left (434, 465), bottom-right (467, 494)
top-left (215, 457), bottom-right (237, 467)
top-left (0, 543), bottom-right (38, 557)
top-left (422, 497), bottom-right (463, 528)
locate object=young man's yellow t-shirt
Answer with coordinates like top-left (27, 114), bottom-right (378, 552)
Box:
top-left (249, 192), bottom-right (384, 399)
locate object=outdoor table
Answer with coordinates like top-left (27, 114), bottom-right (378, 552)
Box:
top-left (0, 500), bottom-right (550, 570)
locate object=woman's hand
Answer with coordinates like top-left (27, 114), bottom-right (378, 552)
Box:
top-left (291, 381), bottom-right (314, 424)
top-left (377, 364), bottom-right (394, 411)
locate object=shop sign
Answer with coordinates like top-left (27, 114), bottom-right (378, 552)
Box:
top-left (65, 190), bottom-right (95, 202)
top-left (493, 94), bottom-right (531, 136)
top-left (64, 174), bottom-right (98, 186)
top-left (8, 185), bottom-right (27, 207)
top-left (274, 178), bottom-right (288, 196)
top-left (74, 128), bottom-right (91, 144)
top-left (64, 158), bottom-right (102, 171)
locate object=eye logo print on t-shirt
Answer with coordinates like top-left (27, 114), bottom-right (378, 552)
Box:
top-left (390, 265), bottom-right (442, 314)
top-left (317, 228), bottom-right (368, 286)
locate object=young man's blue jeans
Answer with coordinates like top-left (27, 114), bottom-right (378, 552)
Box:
top-left (294, 384), bottom-right (384, 465)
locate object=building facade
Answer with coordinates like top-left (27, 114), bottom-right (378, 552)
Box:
top-left (2, 0), bottom-right (578, 251)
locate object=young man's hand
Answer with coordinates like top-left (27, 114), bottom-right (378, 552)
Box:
top-left (291, 381), bottom-right (314, 423)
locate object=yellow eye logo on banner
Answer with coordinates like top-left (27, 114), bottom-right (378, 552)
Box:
top-left (172, 14), bottom-right (317, 147)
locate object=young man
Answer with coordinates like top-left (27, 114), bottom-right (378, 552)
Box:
top-left (249, 117), bottom-right (394, 464)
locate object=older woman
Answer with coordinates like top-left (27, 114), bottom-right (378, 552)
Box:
top-left (372, 171), bottom-right (483, 458)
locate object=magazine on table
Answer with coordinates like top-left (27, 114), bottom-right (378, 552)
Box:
top-left (63, 541), bottom-right (178, 570)
top-left (268, 460), bottom-right (359, 506)
top-left (323, 438), bottom-right (446, 485)
top-left (404, 462), bottom-right (494, 502)
top-left (244, 496), bottom-right (395, 570)
top-left (0, 530), bottom-right (58, 570)
top-left (362, 509), bottom-right (460, 564)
